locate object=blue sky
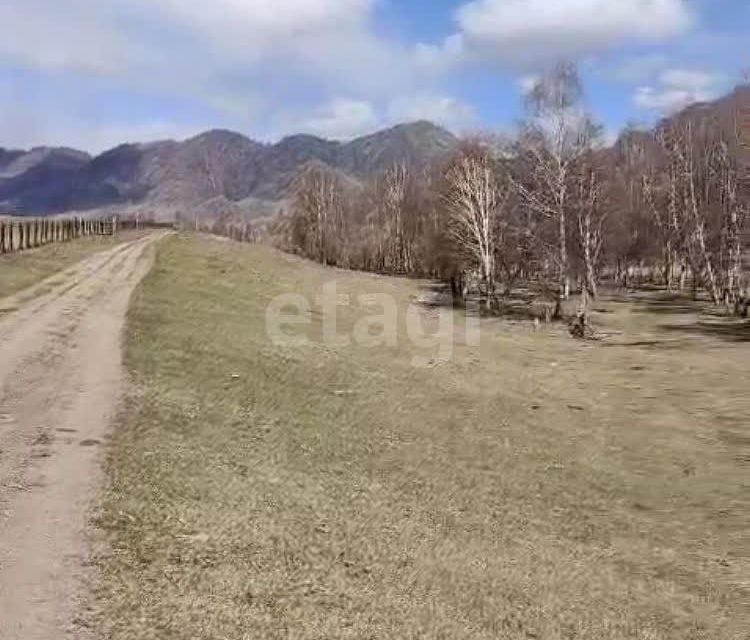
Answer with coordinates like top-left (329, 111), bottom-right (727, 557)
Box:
top-left (0, 0), bottom-right (747, 152)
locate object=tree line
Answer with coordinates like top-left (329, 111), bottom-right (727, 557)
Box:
top-left (273, 64), bottom-right (749, 321)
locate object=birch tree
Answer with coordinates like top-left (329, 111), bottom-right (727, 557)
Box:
top-left (444, 148), bottom-right (510, 310)
top-left (515, 62), bottom-right (600, 318)
top-left (573, 159), bottom-right (606, 309)
top-left (643, 128), bottom-right (686, 292)
top-left (650, 122), bottom-right (737, 305)
top-left (712, 137), bottom-right (747, 310)
top-left (382, 164), bottom-right (409, 272)
top-left (292, 165), bottom-right (343, 265)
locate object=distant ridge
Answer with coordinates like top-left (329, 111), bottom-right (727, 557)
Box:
top-left (0, 121), bottom-right (458, 219)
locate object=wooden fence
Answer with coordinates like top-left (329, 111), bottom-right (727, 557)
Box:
top-left (0, 217), bottom-right (117, 255)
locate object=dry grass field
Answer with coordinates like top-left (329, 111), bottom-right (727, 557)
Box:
top-left (0, 230), bottom-right (149, 301)
top-left (91, 233), bottom-right (749, 639)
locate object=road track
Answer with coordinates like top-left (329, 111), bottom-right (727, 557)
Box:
top-left (0, 232), bottom-right (166, 639)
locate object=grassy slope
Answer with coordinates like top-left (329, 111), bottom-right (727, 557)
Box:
top-left (93, 234), bottom-right (748, 639)
top-left (0, 231), bottom-right (147, 300)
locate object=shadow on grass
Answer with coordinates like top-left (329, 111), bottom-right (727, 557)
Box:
top-left (601, 338), bottom-right (692, 350)
top-left (416, 282), bottom-right (556, 322)
top-left (626, 292), bottom-right (708, 316)
top-left (659, 320), bottom-right (750, 343)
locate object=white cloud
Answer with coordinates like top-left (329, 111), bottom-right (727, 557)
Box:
top-left (0, 107), bottom-right (209, 154)
top-left (634, 67), bottom-right (725, 113)
top-left (275, 93), bottom-right (476, 142)
top-left (0, 0), bottom-right (411, 125)
top-left (659, 69), bottom-right (717, 91)
top-left (143, 0), bottom-right (372, 40)
top-left (0, 3), bottom-right (136, 75)
top-left (430, 0), bottom-right (694, 68)
top-left (413, 35), bottom-right (465, 75)
top-left (387, 94), bottom-right (476, 132)
top-left (1, 0), bottom-right (479, 150)
top-left (518, 75), bottom-right (540, 95)
top-left (0, 0), bottom-right (712, 150)
top-left (0, 0), bottom-right (376, 73)
top-left (296, 99), bottom-right (380, 140)
top-left (75, 122), bottom-right (211, 154)
top-left (612, 54), bottom-right (669, 83)
top-left (634, 87), bottom-right (694, 111)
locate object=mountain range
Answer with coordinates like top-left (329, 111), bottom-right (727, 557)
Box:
top-left (1, 86), bottom-right (748, 221)
top-left (0, 121), bottom-right (458, 220)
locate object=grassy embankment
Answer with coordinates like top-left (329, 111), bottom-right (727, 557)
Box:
top-left (92, 233), bottom-right (748, 639)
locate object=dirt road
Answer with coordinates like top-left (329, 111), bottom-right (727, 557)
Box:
top-left (0, 232), bottom-right (166, 639)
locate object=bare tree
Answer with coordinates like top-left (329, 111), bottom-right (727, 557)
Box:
top-left (271, 79), bottom-right (747, 325)
top-left (573, 159), bottom-right (606, 310)
top-left (643, 129), bottom-right (686, 292)
top-left (712, 137), bottom-right (747, 310)
top-left (515, 62), bottom-right (601, 317)
top-left (685, 129), bottom-right (722, 304)
top-left (444, 148), bottom-right (511, 310)
top-left (291, 165), bottom-right (344, 265)
top-left (649, 122), bottom-right (742, 305)
top-left (606, 126), bottom-right (659, 288)
top-left (381, 164), bottom-right (410, 272)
